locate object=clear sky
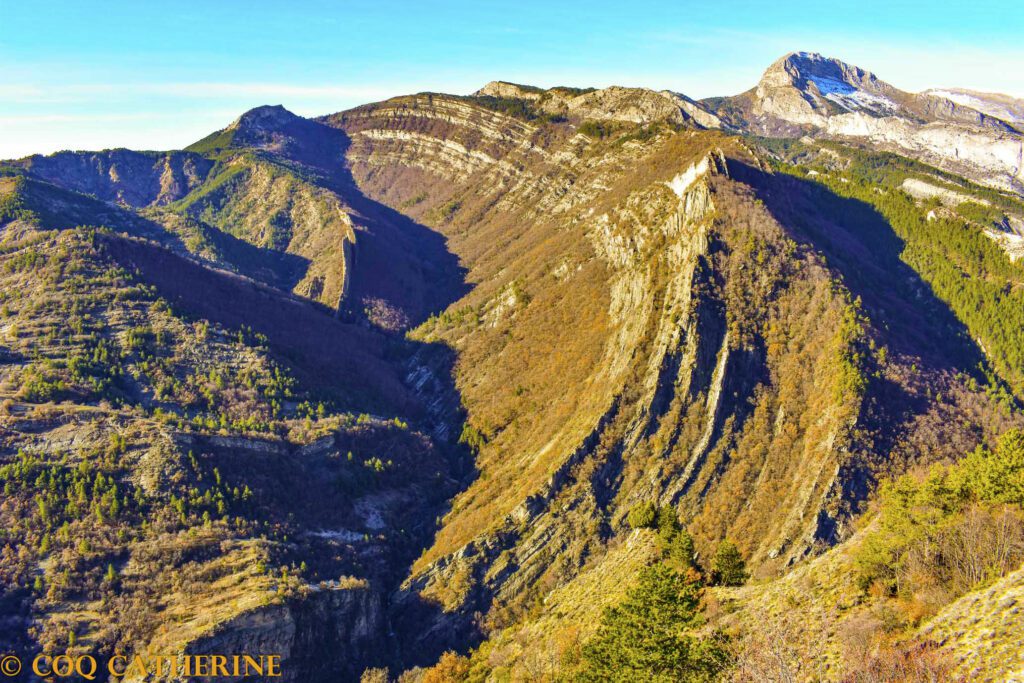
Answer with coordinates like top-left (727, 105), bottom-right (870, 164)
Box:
top-left (2, 0), bottom-right (1022, 158)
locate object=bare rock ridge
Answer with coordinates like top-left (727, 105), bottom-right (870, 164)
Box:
top-left (750, 51), bottom-right (1017, 130)
top-left (752, 51), bottom-right (904, 124)
top-left (16, 149), bottom-right (214, 207)
top-left (326, 86), bottom-right (1020, 673)
top-left (474, 80), bottom-right (725, 128)
top-left (473, 56), bottom-right (1024, 195)
top-left (924, 87), bottom-right (1024, 125)
top-left (712, 51), bottom-right (1024, 193)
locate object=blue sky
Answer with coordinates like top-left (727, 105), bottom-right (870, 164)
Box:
top-left (2, 0), bottom-right (1022, 158)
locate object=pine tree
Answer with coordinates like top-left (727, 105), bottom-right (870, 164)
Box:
top-left (580, 564), bottom-right (728, 681)
top-left (626, 501), bottom-right (658, 529)
top-left (711, 540), bottom-right (747, 587)
top-left (665, 527), bottom-right (697, 570)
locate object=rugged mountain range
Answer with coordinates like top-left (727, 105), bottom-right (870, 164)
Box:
top-left (2, 52), bottom-right (1024, 681)
top-left (705, 51), bottom-right (1024, 195)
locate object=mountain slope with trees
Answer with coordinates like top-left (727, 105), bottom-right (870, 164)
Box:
top-left (3, 52), bottom-right (1024, 681)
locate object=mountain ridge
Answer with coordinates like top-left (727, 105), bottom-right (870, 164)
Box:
top-left (4, 50), bottom-right (1024, 681)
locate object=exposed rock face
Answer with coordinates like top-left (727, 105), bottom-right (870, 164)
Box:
top-left (753, 51), bottom-right (903, 125)
top-left (474, 80), bottom-right (723, 127)
top-left (714, 51), bottom-right (1024, 194)
top-left (924, 88), bottom-right (1024, 125)
top-left (15, 149), bottom-right (214, 207)
top-left (661, 91), bottom-right (726, 129)
top-left (751, 51), bottom-right (1015, 130)
top-left (475, 81), bottom-right (545, 101)
top-left (560, 86), bottom-right (717, 126)
top-left (129, 585), bottom-right (387, 683)
top-left (7, 58), bottom-right (1024, 681)
top-left (822, 112), bottom-right (1024, 194)
top-left (472, 56), bottom-right (1024, 195)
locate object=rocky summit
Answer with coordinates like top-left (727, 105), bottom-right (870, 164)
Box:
top-left (708, 52), bottom-right (1024, 195)
top-left (2, 51), bottom-right (1024, 682)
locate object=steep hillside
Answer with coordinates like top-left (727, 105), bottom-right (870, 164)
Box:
top-left (0, 159), bottom-right (467, 680)
top-left (4, 59), bottom-right (1024, 682)
top-left (324, 94), bottom-right (1021, 666)
top-left (179, 104), bottom-right (468, 328)
top-left (920, 566), bottom-right (1024, 681)
top-left (11, 106), bottom-right (465, 328)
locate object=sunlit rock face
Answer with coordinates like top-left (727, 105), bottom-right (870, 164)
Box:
top-left (711, 51), bottom-right (1024, 194)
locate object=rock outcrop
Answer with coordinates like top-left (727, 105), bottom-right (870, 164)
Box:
top-left (711, 51), bottom-right (1024, 194)
top-left (474, 80), bottom-right (724, 127)
top-left (128, 584), bottom-right (387, 683)
top-left (16, 149), bottom-right (214, 207)
top-left (923, 88), bottom-right (1024, 126)
top-left (6, 57), bottom-right (1024, 681)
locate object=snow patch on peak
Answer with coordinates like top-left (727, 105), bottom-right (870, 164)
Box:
top-left (809, 75), bottom-right (898, 115)
top-left (789, 51), bottom-right (826, 63)
top-left (810, 76), bottom-right (856, 97)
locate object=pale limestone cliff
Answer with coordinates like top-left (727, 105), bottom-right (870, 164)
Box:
top-left (731, 51), bottom-right (1024, 194)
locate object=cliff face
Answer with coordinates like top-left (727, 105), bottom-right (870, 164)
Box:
top-left (17, 149), bottom-right (214, 207)
top-left (127, 584), bottom-right (387, 683)
top-left (924, 88), bottom-right (1024, 125)
top-left (711, 52), bottom-right (1024, 194)
top-left (825, 114), bottom-right (1023, 193)
top-left (752, 51), bottom-right (903, 125)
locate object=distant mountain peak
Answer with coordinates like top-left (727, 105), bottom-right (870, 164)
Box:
top-left (757, 51), bottom-right (900, 121)
top-left (228, 104), bottom-right (301, 132)
top-left (187, 104), bottom-right (345, 163)
top-left (696, 50), bottom-right (1023, 193)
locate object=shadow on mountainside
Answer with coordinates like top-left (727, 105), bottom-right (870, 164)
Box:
top-left (3, 168), bottom-right (316, 296)
top-left (12, 106), bottom-right (478, 676)
top-left (315, 128), bottom-right (485, 673)
top-left (103, 119), bottom-right (479, 678)
top-left (728, 160), bottom-right (995, 525)
top-left (298, 121), bottom-right (485, 672)
top-left (102, 229), bottom-right (480, 682)
top-left (729, 160), bottom-right (987, 375)
top-left (250, 113), bottom-right (471, 330)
